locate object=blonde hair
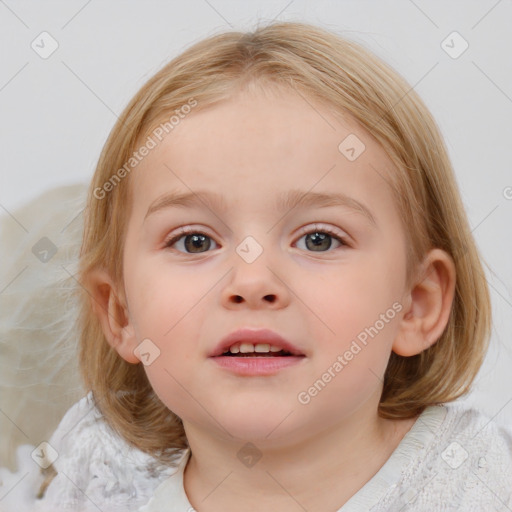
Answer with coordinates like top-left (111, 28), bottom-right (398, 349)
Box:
top-left (78, 21), bottom-right (491, 463)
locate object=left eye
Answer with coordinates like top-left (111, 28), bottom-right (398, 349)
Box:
top-left (294, 227), bottom-right (347, 252)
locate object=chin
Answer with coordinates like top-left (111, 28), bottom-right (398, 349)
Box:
top-left (216, 404), bottom-right (300, 443)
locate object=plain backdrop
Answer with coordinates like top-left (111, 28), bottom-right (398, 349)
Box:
top-left (0, 0), bottom-right (511, 426)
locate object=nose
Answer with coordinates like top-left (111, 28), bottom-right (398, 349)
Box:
top-left (220, 250), bottom-right (291, 310)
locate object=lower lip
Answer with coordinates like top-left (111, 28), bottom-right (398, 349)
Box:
top-left (210, 355), bottom-right (305, 376)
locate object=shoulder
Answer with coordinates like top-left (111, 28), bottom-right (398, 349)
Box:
top-left (440, 400), bottom-right (512, 459)
top-left (0, 393), bottom-right (185, 512)
top-left (360, 402), bottom-right (512, 512)
top-left (390, 401), bottom-right (512, 510)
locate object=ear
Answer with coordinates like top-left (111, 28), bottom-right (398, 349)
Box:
top-left (87, 268), bottom-right (140, 364)
top-left (393, 248), bottom-right (456, 357)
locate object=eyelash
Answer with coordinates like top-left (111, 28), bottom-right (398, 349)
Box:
top-left (163, 224), bottom-right (349, 253)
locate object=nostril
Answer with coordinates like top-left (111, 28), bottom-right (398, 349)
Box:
top-left (264, 294), bottom-right (276, 302)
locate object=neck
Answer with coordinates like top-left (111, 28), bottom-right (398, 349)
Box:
top-left (182, 402), bottom-right (417, 512)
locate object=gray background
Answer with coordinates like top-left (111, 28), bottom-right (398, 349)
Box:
top-left (1, 0), bottom-right (511, 422)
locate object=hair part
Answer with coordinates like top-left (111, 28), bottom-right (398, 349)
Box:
top-left (78, 21), bottom-right (491, 463)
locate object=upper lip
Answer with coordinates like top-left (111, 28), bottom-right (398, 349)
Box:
top-left (209, 328), bottom-right (305, 357)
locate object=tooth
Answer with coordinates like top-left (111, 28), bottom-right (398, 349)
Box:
top-left (229, 345), bottom-right (240, 354)
top-left (239, 343), bottom-right (254, 354)
top-left (270, 345), bottom-right (281, 352)
top-left (254, 343), bottom-right (270, 353)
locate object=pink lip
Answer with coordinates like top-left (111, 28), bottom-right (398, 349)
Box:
top-left (209, 328), bottom-right (305, 358)
top-left (211, 355), bottom-right (305, 376)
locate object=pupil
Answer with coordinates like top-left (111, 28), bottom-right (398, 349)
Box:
top-left (306, 232), bottom-right (331, 251)
top-left (185, 234), bottom-right (210, 253)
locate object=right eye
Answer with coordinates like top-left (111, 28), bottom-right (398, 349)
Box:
top-left (163, 228), bottom-right (220, 254)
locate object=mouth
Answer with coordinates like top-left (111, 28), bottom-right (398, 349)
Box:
top-left (209, 328), bottom-right (306, 376)
top-left (209, 328), bottom-right (305, 358)
top-left (219, 343), bottom-right (296, 358)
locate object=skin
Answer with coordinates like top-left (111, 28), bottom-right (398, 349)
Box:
top-left (91, 84), bottom-right (456, 511)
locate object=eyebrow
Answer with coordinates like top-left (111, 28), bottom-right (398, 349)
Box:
top-left (144, 189), bottom-right (377, 227)
top-left (277, 189), bottom-right (377, 227)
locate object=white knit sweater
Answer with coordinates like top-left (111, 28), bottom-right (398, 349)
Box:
top-left (1, 392), bottom-right (511, 511)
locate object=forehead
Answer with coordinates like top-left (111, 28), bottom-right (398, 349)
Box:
top-left (130, 87), bottom-right (399, 222)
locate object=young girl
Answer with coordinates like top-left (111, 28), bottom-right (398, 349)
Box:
top-left (1, 21), bottom-right (511, 511)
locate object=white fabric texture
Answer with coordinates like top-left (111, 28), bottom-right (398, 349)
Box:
top-left (0, 392), bottom-right (183, 512)
top-left (1, 393), bottom-right (511, 511)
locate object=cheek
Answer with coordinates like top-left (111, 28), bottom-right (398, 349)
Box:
top-left (298, 258), bottom-right (401, 375)
top-left (126, 271), bottom-right (204, 412)
top-left (299, 257), bottom-right (398, 331)
top-left (124, 260), bottom-right (192, 337)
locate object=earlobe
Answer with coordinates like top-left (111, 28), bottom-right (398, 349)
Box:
top-left (393, 249), bottom-right (456, 357)
top-left (87, 268), bottom-right (140, 364)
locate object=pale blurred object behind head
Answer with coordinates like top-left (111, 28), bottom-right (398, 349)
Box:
top-left (0, 183), bottom-right (86, 471)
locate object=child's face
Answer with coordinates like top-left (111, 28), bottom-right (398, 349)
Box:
top-left (119, 86), bottom-right (411, 444)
